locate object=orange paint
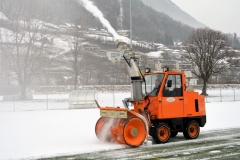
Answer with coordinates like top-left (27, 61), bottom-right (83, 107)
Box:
top-left (96, 70), bottom-right (206, 147)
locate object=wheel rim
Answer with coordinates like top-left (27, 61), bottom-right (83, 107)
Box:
top-left (157, 125), bottom-right (170, 142)
top-left (123, 118), bottom-right (146, 147)
top-left (188, 123), bottom-right (199, 138)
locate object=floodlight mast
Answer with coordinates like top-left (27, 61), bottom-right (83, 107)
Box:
top-left (130, 0), bottom-right (132, 49)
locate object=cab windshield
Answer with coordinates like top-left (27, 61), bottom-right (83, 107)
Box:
top-left (142, 73), bottom-right (164, 96)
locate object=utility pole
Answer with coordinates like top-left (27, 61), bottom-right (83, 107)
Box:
top-left (1, 49), bottom-right (2, 85)
top-left (0, 30), bottom-right (3, 85)
top-left (130, 0), bottom-right (132, 49)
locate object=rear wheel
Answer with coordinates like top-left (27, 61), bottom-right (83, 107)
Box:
top-left (183, 120), bottom-right (200, 139)
top-left (152, 122), bottom-right (171, 143)
top-left (123, 117), bottom-right (147, 147)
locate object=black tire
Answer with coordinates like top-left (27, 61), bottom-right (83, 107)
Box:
top-left (149, 126), bottom-right (154, 136)
top-left (183, 120), bottom-right (200, 139)
top-left (152, 122), bottom-right (171, 144)
top-left (170, 131), bottom-right (178, 137)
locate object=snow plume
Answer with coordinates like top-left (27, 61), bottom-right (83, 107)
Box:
top-left (98, 118), bottom-right (116, 142)
top-left (118, 0), bottom-right (124, 30)
top-left (78, 0), bottom-right (120, 39)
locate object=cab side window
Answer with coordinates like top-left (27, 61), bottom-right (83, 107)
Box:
top-left (163, 75), bottom-right (183, 97)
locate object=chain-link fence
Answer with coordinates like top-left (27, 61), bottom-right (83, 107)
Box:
top-left (0, 94), bottom-right (69, 112)
top-left (205, 88), bottom-right (240, 103)
top-left (194, 84), bottom-right (240, 103)
top-left (1, 85), bottom-right (240, 112)
top-left (0, 91), bottom-right (131, 112)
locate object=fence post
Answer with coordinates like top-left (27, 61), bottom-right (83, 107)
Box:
top-left (47, 94), bottom-right (48, 110)
top-left (234, 88), bottom-right (235, 101)
top-left (220, 83), bottom-right (222, 102)
top-left (113, 85), bottom-right (115, 107)
top-left (14, 99), bottom-right (15, 112)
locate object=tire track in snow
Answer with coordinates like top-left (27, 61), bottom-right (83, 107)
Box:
top-left (45, 128), bottom-right (240, 160)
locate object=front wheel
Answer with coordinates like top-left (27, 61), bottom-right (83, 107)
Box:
top-left (123, 117), bottom-right (147, 147)
top-left (183, 120), bottom-right (200, 139)
top-left (152, 122), bottom-right (171, 144)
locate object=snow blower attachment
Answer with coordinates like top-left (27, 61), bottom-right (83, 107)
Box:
top-left (95, 39), bottom-right (206, 147)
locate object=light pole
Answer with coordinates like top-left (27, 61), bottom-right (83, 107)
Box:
top-left (0, 39), bottom-right (3, 85)
top-left (130, 0), bottom-right (132, 49)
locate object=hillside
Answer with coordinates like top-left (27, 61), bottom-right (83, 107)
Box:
top-left (0, 0), bottom-right (198, 96)
top-left (0, 0), bottom-right (195, 44)
top-left (91, 0), bottom-right (195, 44)
top-left (141, 0), bottom-right (205, 29)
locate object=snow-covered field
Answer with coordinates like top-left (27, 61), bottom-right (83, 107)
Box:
top-left (0, 91), bottom-right (240, 159)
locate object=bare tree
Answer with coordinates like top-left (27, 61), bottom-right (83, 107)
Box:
top-left (184, 27), bottom-right (232, 95)
top-left (58, 25), bottom-right (87, 89)
top-left (0, 1), bottom-right (53, 99)
top-left (68, 34), bottom-right (85, 90)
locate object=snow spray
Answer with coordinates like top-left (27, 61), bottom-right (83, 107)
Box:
top-left (78, 0), bottom-right (131, 44)
top-left (98, 118), bottom-right (116, 142)
top-left (78, 0), bottom-right (120, 39)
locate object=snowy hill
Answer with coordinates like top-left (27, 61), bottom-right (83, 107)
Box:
top-left (141, 0), bottom-right (205, 28)
top-left (0, 0), bottom-right (195, 43)
top-left (0, 11), bottom-right (8, 20)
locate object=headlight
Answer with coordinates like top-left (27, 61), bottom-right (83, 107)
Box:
top-left (145, 68), bottom-right (151, 73)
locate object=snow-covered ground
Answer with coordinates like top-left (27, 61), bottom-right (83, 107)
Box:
top-left (0, 91), bottom-right (240, 159)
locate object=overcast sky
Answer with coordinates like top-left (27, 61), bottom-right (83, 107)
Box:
top-left (171, 0), bottom-right (240, 36)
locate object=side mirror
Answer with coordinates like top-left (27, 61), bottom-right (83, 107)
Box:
top-left (167, 80), bottom-right (172, 87)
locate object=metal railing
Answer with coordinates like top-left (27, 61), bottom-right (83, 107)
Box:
top-left (204, 88), bottom-right (240, 103)
top-left (1, 86), bottom-right (240, 112)
top-left (0, 99), bottom-right (69, 112)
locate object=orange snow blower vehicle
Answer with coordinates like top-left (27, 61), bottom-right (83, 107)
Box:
top-left (95, 40), bottom-right (206, 147)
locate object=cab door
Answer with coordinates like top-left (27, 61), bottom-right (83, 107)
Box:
top-left (161, 74), bottom-right (184, 118)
